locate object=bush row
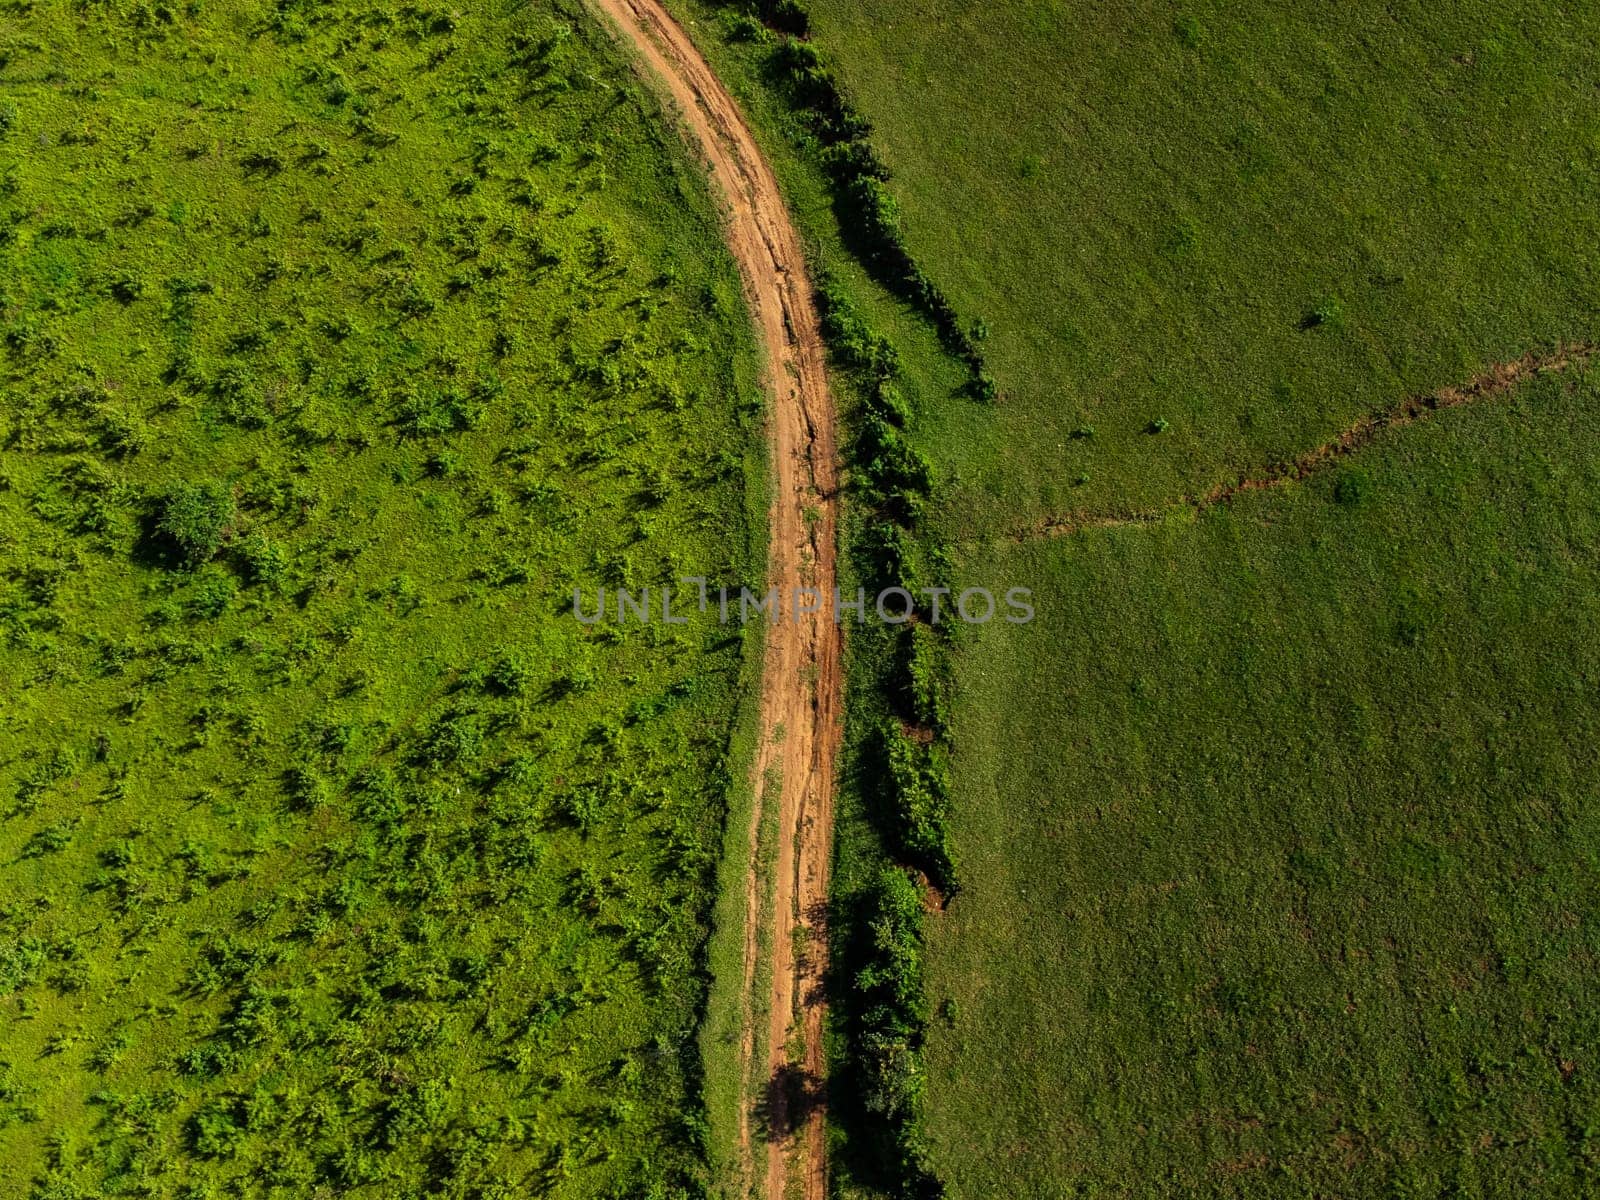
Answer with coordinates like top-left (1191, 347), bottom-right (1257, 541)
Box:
top-left (881, 721), bottom-right (954, 890)
top-left (716, 1), bottom-right (996, 401)
top-left (705, 7), bottom-right (973, 1187)
top-left (813, 270), bottom-right (952, 1191)
top-left (818, 276), bottom-right (958, 881)
top-left (848, 867), bottom-right (944, 1198)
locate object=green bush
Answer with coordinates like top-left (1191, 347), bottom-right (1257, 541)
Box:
top-left (851, 867), bottom-right (944, 1198)
top-left (235, 533), bottom-right (287, 589)
top-left (480, 651), bottom-right (532, 697)
top-left (860, 521), bottom-right (921, 596)
top-left (902, 624), bottom-right (951, 734)
top-left (156, 481), bottom-right (235, 566)
top-left (882, 722), bottom-right (956, 890)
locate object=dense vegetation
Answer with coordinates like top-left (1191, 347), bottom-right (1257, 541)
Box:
top-left (0, 1), bottom-right (762, 1195)
top-left (818, 278), bottom-right (950, 1195)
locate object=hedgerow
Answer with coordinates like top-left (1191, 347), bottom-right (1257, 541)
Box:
top-left (710, 0), bottom-right (996, 401)
top-left (812, 268), bottom-right (955, 1191)
top-left (844, 867), bottom-right (944, 1198)
top-left (881, 721), bottom-right (955, 890)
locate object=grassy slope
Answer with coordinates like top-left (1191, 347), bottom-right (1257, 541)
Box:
top-left (806, 0), bottom-right (1600, 533)
top-left (0, 2), bottom-right (762, 1195)
top-left (928, 371), bottom-right (1600, 1195)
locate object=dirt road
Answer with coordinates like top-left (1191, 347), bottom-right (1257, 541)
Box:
top-left (587, 2), bottom-right (842, 1197)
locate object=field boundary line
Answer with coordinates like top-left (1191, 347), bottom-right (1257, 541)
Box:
top-left (1007, 342), bottom-right (1597, 543)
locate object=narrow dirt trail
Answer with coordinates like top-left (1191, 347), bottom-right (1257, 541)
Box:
top-left (586, 3), bottom-right (842, 1197)
top-left (1008, 342), bottom-right (1598, 543)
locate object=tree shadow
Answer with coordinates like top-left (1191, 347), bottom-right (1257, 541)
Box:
top-left (756, 1060), bottom-right (825, 1145)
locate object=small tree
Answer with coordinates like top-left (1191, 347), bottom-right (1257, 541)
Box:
top-left (157, 481), bottom-right (234, 566)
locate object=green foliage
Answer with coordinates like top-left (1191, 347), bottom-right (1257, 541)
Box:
top-left (479, 650), bottom-right (533, 697)
top-left (155, 481), bottom-right (235, 567)
top-left (805, 205), bottom-right (958, 1200)
top-left (0, 0), bottom-right (759, 1194)
top-left (848, 867), bottom-right (943, 1197)
top-left (880, 722), bottom-right (955, 890)
top-left (234, 533), bottom-right (286, 589)
top-left (901, 624), bottom-right (950, 734)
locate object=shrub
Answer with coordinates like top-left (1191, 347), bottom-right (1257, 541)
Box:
top-left (396, 385), bottom-right (481, 437)
top-left (426, 449), bottom-right (462, 478)
top-left (480, 651), bottom-right (531, 697)
top-left (756, 0), bottom-right (808, 35)
top-left (210, 363), bottom-right (271, 428)
top-left (157, 480), bottom-right (235, 566)
top-left (109, 272), bottom-right (146, 304)
top-left (283, 762), bottom-right (329, 810)
top-left (850, 866), bottom-right (944, 1196)
top-left (817, 280), bottom-right (899, 383)
top-left (188, 570), bottom-right (236, 619)
top-left (857, 414), bottom-right (932, 517)
top-left (725, 13), bottom-right (768, 42)
top-left (856, 867), bottom-right (925, 1015)
top-left (418, 711), bottom-right (483, 768)
top-left (189, 1099), bottom-right (246, 1158)
top-left (240, 148), bottom-right (285, 176)
top-left (1301, 295), bottom-right (1344, 330)
top-left (236, 533), bottom-right (287, 589)
top-left (860, 521), bottom-right (920, 596)
top-left (98, 405), bottom-right (149, 456)
top-left (882, 721), bottom-right (956, 889)
top-left (901, 624), bottom-right (951, 734)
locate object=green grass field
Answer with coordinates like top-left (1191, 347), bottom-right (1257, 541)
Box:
top-left (9, 0), bottom-right (1600, 1195)
top-left (806, 0), bottom-right (1600, 532)
top-left (0, 2), bottom-right (762, 1194)
top-left (774, 0), bottom-right (1600, 1195)
top-left (927, 371), bottom-right (1600, 1195)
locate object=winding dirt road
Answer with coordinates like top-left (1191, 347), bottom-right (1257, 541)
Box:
top-left (587, 2), bottom-right (842, 1196)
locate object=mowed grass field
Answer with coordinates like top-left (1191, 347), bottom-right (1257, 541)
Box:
top-left (0, 1), bottom-right (762, 1195)
top-left (783, 0), bottom-right (1600, 1195)
top-left (805, 0), bottom-right (1600, 532)
top-left (928, 370), bottom-right (1600, 1196)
